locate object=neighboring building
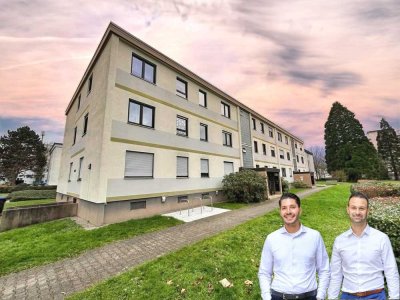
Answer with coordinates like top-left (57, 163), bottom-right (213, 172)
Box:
top-left (304, 149), bottom-right (316, 175)
top-left (47, 143), bottom-right (63, 185)
top-left (367, 129), bottom-right (400, 179)
top-left (57, 22), bottom-right (311, 225)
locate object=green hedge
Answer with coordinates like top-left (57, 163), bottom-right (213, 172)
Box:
top-left (222, 170), bottom-right (267, 203)
top-left (291, 181), bottom-right (309, 189)
top-left (0, 185), bottom-right (57, 193)
top-left (369, 201), bottom-right (400, 258)
top-left (7, 190), bottom-right (57, 202)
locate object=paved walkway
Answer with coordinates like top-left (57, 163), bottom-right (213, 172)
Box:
top-left (0, 186), bottom-right (330, 300)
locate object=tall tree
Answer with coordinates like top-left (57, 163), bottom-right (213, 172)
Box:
top-left (308, 145), bottom-right (327, 179)
top-left (377, 118), bottom-right (400, 180)
top-left (324, 101), bottom-right (387, 181)
top-left (0, 126), bottom-right (47, 185)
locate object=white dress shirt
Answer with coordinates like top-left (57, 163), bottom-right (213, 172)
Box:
top-left (258, 224), bottom-right (330, 300)
top-left (328, 225), bottom-right (400, 299)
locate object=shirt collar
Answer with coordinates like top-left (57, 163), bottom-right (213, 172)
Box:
top-left (346, 224), bottom-right (370, 237)
top-left (280, 223), bottom-right (307, 236)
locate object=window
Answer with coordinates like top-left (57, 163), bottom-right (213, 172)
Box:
top-left (77, 94), bottom-right (81, 111)
top-left (256, 164), bottom-right (260, 168)
top-left (130, 201), bottom-right (146, 210)
top-left (78, 157), bottom-right (84, 181)
top-left (287, 152), bottom-right (291, 160)
top-left (200, 123), bottom-right (208, 141)
top-left (296, 155), bottom-right (299, 162)
top-left (222, 131), bottom-right (232, 147)
top-left (261, 123), bottom-right (265, 133)
top-left (176, 77), bottom-right (187, 98)
top-left (285, 136), bottom-right (288, 144)
top-left (281, 167), bottom-right (286, 177)
top-left (254, 141), bottom-right (258, 153)
top-left (221, 102), bottom-right (231, 118)
top-left (87, 74), bottom-right (93, 95)
top-left (262, 144), bottom-right (267, 155)
top-left (83, 113), bottom-right (89, 136)
top-left (73, 127), bottom-right (77, 145)
top-left (301, 156), bottom-right (304, 164)
top-left (269, 127), bottom-right (273, 138)
top-left (279, 149), bottom-right (284, 159)
top-left (289, 168), bottom-right (292, 177)
top-left (178, 195), bottom-right (188, 203)
top-left (278, 132), bottom-right (282, 142)
top-left (125, 151), bottom-right (154, 178)
top-left (131, 54), bottom-right (156, 83)
top-left (177, 156), bottom-right (188, 178)
top-left (68, 162), bottom-right (73, 181)
top-left (177, 116), bottom-right (188, 136)
top-left (252, 118), bottom-right (256, 130)
top-left (271, 146), bottom-right (276, 157)
top-left (199, 90), bottom-right (207, 107)
top-left (128, 100), bottom-right (155, 128)
top-left (300, 147), bottom-right (303, 151)
top-left (295, 143), bottom-right (298, 149)
top-left (224, 161), bottom-right (234, 175)
top-left (201, 159), bottom-right (209, 178)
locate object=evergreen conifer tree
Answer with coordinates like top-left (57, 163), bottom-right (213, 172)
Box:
top-left (0, 126), bottom-right (47, 185)
top-left (377, 118), bottom-right (400, 180)
top-left (324, 102), bottom-right (387, 181)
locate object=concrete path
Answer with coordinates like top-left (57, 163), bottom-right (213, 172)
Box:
top-left (0, 186), bottom-right (330, 300)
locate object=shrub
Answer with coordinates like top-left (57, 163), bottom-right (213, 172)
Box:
top-left (369, 200), bottom-right (400, 258)
top-left (291, 181), bottom-right (309, 189)
top-left (351, 182), bottom-right (400, 198)
top-left (331, 170), bottom-right (347, 182)
top-left (281, 178), bottom-right (289, 192)
top-left (7, 190), bottom-right (57, 202)
top-left (0, 185), bottom-right (57, 193)
top-left (222, 170), bottom-right (267, 203)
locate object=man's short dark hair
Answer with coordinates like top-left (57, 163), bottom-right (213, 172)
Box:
top-left (279, 193), bottom-right (301, 208)
top-left (348, 192), bottom-right (369, 208)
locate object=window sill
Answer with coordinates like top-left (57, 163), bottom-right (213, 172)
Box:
top-left (176, 176), bottom-right (189, 179)
top-left (82, 133), bottom-right (87, 137)
top-left (77, 178), bottom-right (82, 182)
top-left (176, 94), bottom-right (188, 100)
top-left (127, 121), bottom-right (155, 129)
top-left (177, 133), bottom-right (188, 137)
top-left (124, 176), bottom-right (154, 179)
top-left (200, 139), bottom-right (208, 142)
top-left (131, 73), bottom-right (156, 85)
top-left (68, 180), bottom-right (71, 182)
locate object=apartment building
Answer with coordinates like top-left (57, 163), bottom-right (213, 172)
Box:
top-left (57, 22), bottom-right (310, 225)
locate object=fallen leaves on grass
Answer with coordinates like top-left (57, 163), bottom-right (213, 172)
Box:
top-left (219, 278), bottom-right (233, 288)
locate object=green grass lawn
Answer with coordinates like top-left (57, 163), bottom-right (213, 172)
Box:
top-left (288, 187), bottom-right (311, 194)
top-left (69, 183), bottom-right (352, 300)
top-left (4, 198), bottom-right (56, 209)
top-left (213, 202), bottom-right (249, 210)
top-left (0, 216), bottom-right (182, 276)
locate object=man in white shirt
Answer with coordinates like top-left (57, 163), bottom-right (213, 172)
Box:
top-left (328, 192), bottom-right (400, 300)
top-left (258, 193), bottom-right (330, 300)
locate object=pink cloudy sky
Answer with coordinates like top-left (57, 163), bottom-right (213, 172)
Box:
top-left (1, 0), bottom-right (399, 148)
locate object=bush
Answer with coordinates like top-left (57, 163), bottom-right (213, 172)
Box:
top-left (7, 190), bottom-right (57, 202)
top-left (351, 182), bottom-right (400, 198)
top-left (222, 170), bottom-right (267, 203)
top-left (331, 170), bottom-right (347, 182)
top-left (291, 181), bottom-right (309, 189)
top-left (0, 185), bottom-right (57, 193)
top-left (369, 200), bottom-right (400, 258)
top-left (281, 178), bottom-right (289, 192)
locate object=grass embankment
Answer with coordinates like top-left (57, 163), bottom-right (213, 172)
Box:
top-left (4, 198), bottom-right (56, 209)
top-left (0, 216), bottom-right (182, 276)
top-left (70, 184), bottom-right (351, 300)
top-left (288, 187), bottom-right (310, 194)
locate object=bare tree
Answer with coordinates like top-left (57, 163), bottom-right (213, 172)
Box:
top-left (309, 146), bottom-right (327, 179)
